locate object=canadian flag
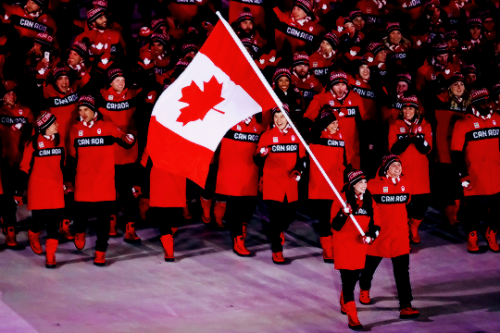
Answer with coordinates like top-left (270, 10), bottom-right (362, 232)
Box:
top-left (148, 16), bottom-right (277, 187)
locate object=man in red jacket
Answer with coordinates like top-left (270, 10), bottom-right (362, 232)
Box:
top-left (66, 95), bottom-right (135, 266)
top-left (291, 52), bottom-right (323, 108)
top-left (451, 88), bottom-right (500, 253)
top-left (359, 154), bottom-right (419, 320)
top-left (1, 0), bottom-right (57, 46)
top-left (305, 71), bottom-right (364, 168)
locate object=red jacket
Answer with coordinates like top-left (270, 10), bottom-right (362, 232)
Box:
top-left (305, 89), bottom-right (363, 168)
top-left (389, 118), bottom-right (433, 195)
top-left (348, 75), bottom-right (379, 122)
top-left (416, 59), bottom-right (459, 93)
top-left (43, 83), bottom-right (80, 151)
top-left (332, 192), bottom-right (381, 270)
top-left (2, 4), bottom-right (57, 40)
top-left (69, 115), bottom-right (132, 202)
top-left (141, 150), bottom-right (186, 208)
top-left (273, 7), bottom-right (324, 55)
top-left (434, 92), bottom-right (468, 164)
top-left (216, 117), bottom-right (263, 197)
top-left (291, 72), bottom-right (323, 107)
top-left (99, 87), bottom-right (143, 165)
top-left (75, 28), bottom-right (125, 59)
top-left (367, 175), bottom-right (411, 258)
top-left (257, 126), bottom-right (306, 203)
top-left (0, 103), bottom-right (35, 166)
top-left (451, 112), bottom-right (500, 197)
top-left (167, 0), bottom-right (208, 26)
top-left (309, 50), bottom-right (338, 85)
top-left (308, 129), bottom-right (351, 200)
top-left (19, 135), bottom-right (65, 211)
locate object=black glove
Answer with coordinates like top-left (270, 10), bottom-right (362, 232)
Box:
top-left (331, 206), bottom-right (352, 231)
top-left (414, 134), bottom-right (431, 154)
top-left (391, 134), bottom-right (411, 155)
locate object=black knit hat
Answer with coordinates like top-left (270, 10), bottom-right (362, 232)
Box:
top-left (78, 95), bottom-right (96, 111)
top-left (36, 111), bottom-right (56, 131)
top-left (294, 0), bottom-right (313, 17)
top-left (71, 41), bottom-right (88, 58)
top-left (381, 154), bottom-right (402, 174)
top-left (432, 42), bottom-right (448, 55)
top-left (107, 68), bottom-right (124, 84)
top-left (87, 7), bottom-right (106, 24)
top-left (400, 95), bottom-right (419, 110)
top-left (273, 68), bottom-right (292, 87)
top-left (32, 0), bottom-right (47, 8)
top-left (329, 71), bottom-right (348, 87)
top-left (271, 104), bottom-right (290, 117)
top-left (323, 31), bottom-right (341, 49)
top-left (237, 8), bottom-right (253, 24)
top-left (470, 88), bottom-right (490, 105)
top-left (318, 108), bottom-right (336, 130)
top-left (347, 170), bottom-right (366, 189)
top-left (449, 72), bottom-right (465, 86)
top-left (292, 53), bottom-right (309, 67)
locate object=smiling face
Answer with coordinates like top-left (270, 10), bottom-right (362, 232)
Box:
top-left (278, 77), bottom-right (290, 92)
top-left (396, 81), bottom-right (408, 96)
top-left (402, 106), bottom-right (416, 121)
top-left (55, 76), bottom-right (70, 93)
top-left (326, 120), bottom-right (339, 133)
top-left (151, 41), bottom-right (164, 56)
top-left (332, 83), bottom-right (347, 99)
top-left (111, 76), bottom-right (125, 93)
top-left (295, 64), bottom-right (309, 77)
top-left (450, 81), bottom-right (465, 97)
top-left (359, 64), bottom-right (370, 80)
top-left (94, 15), bottom-right (108, 30)
top-left (354, 179), bottom-right (367, 195)
top-left (389, 30), bottom-right (402, 45)
top-left (239, 19), bottom-right (253, 35)
top-left (273, 111), bottom-right (288, 131)
top-left (470, 26), bottom-right (481, 40)
top-left (68, 50), bottom-right (82, 67)
top-left (387, 161), bottom-right (402, 178)
top-left (353, 16), bottom-right (365, 31)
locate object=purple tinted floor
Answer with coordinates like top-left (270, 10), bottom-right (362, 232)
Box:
top-left (0, 204), bottom-right (499, 333)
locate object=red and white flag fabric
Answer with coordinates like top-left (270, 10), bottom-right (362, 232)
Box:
top-left (147, 16), bottom-right (277, 187)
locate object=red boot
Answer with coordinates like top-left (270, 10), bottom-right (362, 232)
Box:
top-left (444, 205), bottom-right (458, 226)
top-left (213, 201), bottom-right (226, 228)
top-left (59, 219), bottom-right (74, 240)
top-left (124, 222), bottom-right (141, 243)
top-left (109, 214), bottom-right (118, 237)
top-left (319, 236), bottom-right (334, 263)
top-left (28, 230), bottom-right (43, 255)
top-left (45, 239), bottom-right (58, 268)
top-left (94, 251), bottom-right (106, 266)
top-left (359, 289), bottom-right (371, 305)
top-left (485, 227), bottom-right (499, 252)
top-left (345, 301), bottom-right (363, 330)
top-left (5, 226), bottom-right (18, 248)
top-left (409, 218), bottom-right (422, 244)
top-left (139, 198), bottom-right (149, 221)
top-left (233, 235), bottom-right (250, 257)
top-left (200, 197), bottom-right (212, 224)
top-left (182, 204), bottom-right (192, 220)
top-left (74, 232), bottom-right (86, 250)
top-left (468, 231), bottom-right (479, 253)
top-left (160, 234), bottom-right (174, 262)
top-left (400, 306), bottom-right (420, 319)
top-left (280, 232), bottom-right (285, 246)
top-left (272, 251), bottom-right (285, 264)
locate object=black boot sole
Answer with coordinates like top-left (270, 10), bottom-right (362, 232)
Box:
top-left (94, 262), bottom-right (106, 267)
top-left (45, 263), bottom-right (56, 269)
top-left (348, 324), bottom-right (363, 330)
top-left (233, 249), bottom-right (251, 257)
top-left (323, 258), bottom-right (334, 264)
top-left (400, 313), bottom-right (420, 319)
top-left (164, 257), bottom-right (174, 262)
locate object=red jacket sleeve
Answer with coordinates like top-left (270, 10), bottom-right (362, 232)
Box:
top-left (19, 142), bottom-right (35, 175)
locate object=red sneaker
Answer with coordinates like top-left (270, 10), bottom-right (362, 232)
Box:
top-left (28, 230), bottom-right (43, 255)
top-left (359, 289), bottom-right (371, 305)
top-left (272, 251), bottom-right (285, 264)
top-left (94, 251), bottom-right (106, 266)
top-left (233, 235), bottom-right (250, 257)
top-left (74, 232), bottom-right (86, 250)
top-left (399, 307), bottom-right (420, 319)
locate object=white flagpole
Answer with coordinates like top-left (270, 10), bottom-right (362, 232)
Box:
top-left (215, 12), bottom-right (365, 236)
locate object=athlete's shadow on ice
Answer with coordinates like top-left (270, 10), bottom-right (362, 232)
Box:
top-left (362, 276), bottom-right (500, 330)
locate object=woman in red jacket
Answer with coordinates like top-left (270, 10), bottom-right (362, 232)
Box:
top-left (359, 155), bottom-right (420, 320)
top-left (308, 109), bottom-right (352, 263)
top-left (389, 95), bottom-right (433, 243)
top-left (332, 169), bottom-right (381, 330)
top-left (140, 150), bottom-right (185, 262)
top-left (17, 112), bottom-right (64, 268)
top-left (256, 105), bottom-right (307, 264)
top-left (216, 115), bottom-right (263, 256)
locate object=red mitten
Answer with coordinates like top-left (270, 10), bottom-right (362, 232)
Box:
top-left (14, 195), bottom-right (23, 206)
top-left (132, 186), bottom-right (142, 198)
top-left (289, 169), bottom-right (302, 182)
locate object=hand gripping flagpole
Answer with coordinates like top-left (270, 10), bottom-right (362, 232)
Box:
top-left (215, 12), bottom-right (365, 236)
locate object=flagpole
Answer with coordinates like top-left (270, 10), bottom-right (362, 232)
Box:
top-left (215, 12), bottom-right (365, 236)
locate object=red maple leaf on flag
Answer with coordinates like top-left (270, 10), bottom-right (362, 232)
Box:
top-left (177, 76), bottom-right (225, 126)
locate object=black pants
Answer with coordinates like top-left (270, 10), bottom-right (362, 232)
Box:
top-left (311, 199), bottom-right (333, 237)
top-left (63, 191), bottom-right (75, 221)
top-left (407, 194), bottom-right (429, 220)
top-left (147, 207), bottom-right (183, 236)
top-left (115, 164), bottom-right (140, 224)
top-left (73, 201), bottom-right (113, 252)
top-left (225, 196), bottom-right (257, 238)
top-left (30, 209), bottom-right (63, 240)
top-left (0, 161), bottom-right (18, 227)
top-left (463, 193), bottom-right (500, 234)
top-left (432, 163), bottom-right (463, 206)
top-left (265, 199), bottom-right (298, 253)
top-left (340, 269), bottom-right (362, 303)
top-left (201, 162), bottom-right (218, 200)
top-left (359, 254), bottom-right (413, 309)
